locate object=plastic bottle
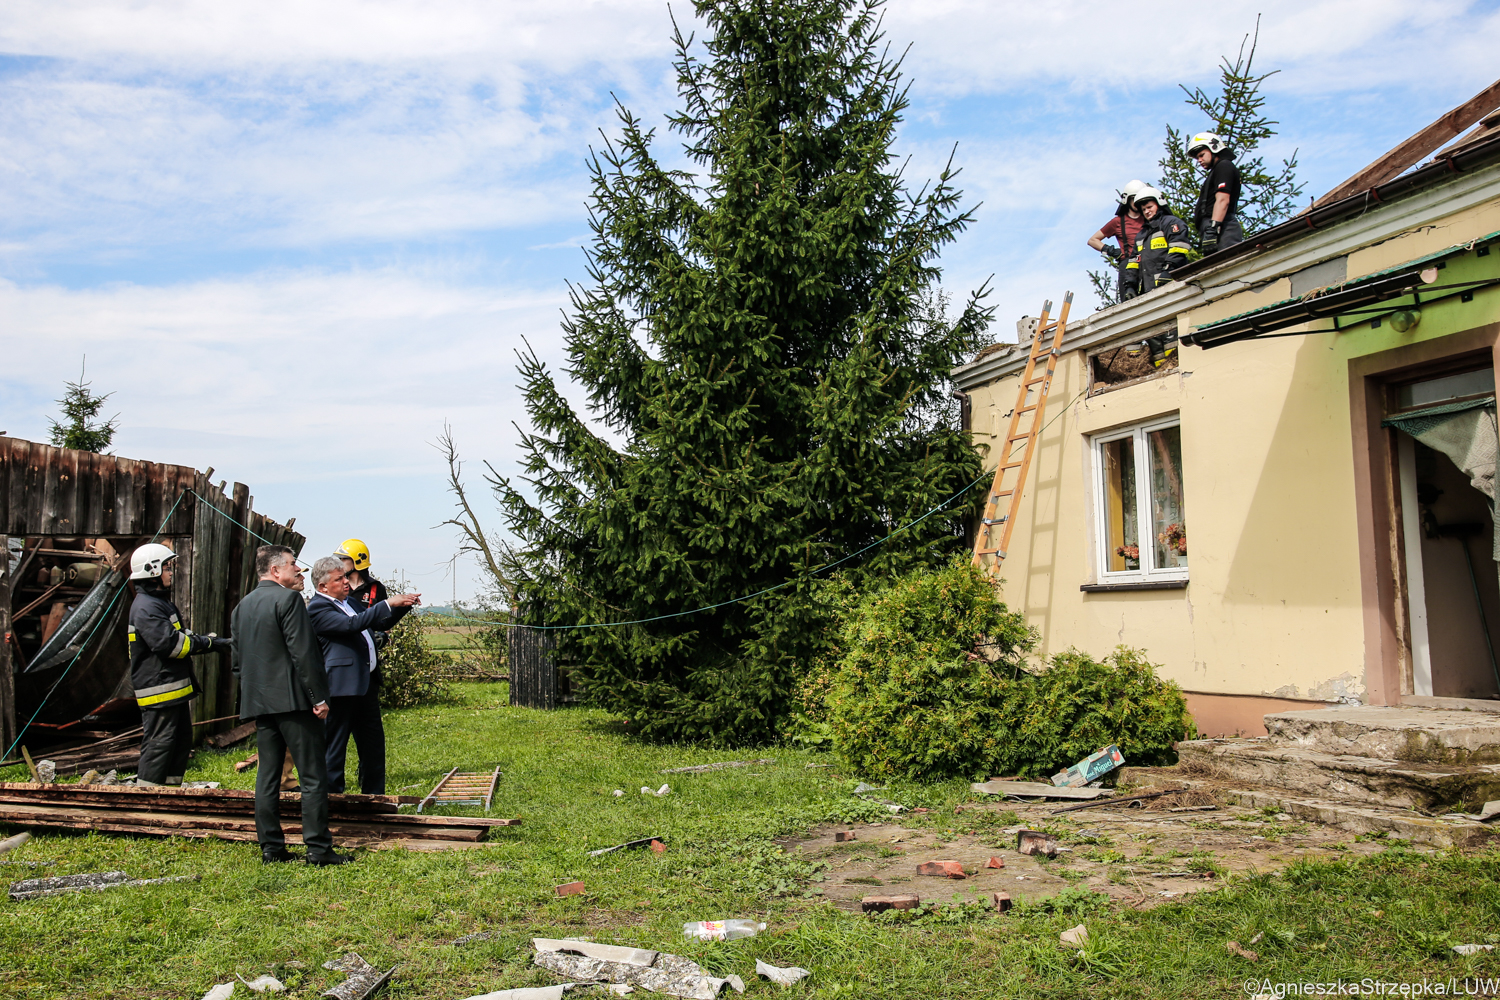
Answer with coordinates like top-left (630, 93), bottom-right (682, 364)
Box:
top-left (682, 919), bottom-right (766, 941)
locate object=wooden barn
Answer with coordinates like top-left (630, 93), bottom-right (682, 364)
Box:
top-left (0, 436), bottom-right (303, 766)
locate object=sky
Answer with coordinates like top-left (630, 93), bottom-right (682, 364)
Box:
top-left (3, 0), bottom-right (1499, 604)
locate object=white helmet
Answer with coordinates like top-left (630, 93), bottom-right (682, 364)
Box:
top-left (1133, 185), bottom-right (1164, 208)
top-left (1186, 132), bottom-right (1227, 157)
top-left (1116, 179), bottom-right (1147, 206)
top-left (130, 543), bottom-right (178, 580)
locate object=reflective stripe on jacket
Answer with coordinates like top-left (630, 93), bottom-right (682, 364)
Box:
top-left (129, 586), bottom-right (212, 708)
top-left (1133, 211), bottom-right (1194, 289)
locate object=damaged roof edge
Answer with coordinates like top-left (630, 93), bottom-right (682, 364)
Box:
top-left (1172, 129), bottom-right (1500, 283)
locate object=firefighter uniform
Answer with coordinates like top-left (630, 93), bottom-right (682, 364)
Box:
top-left (129, 584), bottom-right (225, 785)
top-left (1132, 206), bottom-right (1194, 292)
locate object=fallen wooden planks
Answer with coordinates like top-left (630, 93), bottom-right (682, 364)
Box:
top-left (0, 782), bottom-right (520, 848)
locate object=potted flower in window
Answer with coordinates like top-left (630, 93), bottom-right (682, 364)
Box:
top-left (1116, 544), bottom-right (1140, 570)
top-left (1157, 523), bottom-right (1187, 556)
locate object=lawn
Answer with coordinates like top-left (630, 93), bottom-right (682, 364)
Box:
top-left (3, 683), bottom-right (1500, 999)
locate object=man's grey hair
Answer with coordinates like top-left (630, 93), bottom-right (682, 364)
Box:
top-left (311, 555), bottom-right (347, 589)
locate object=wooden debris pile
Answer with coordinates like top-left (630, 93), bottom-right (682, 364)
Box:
top-left (0, 782), bottom-right (519, 850)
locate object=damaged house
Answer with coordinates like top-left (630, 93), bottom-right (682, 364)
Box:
top-left (955, 84), bottom-right (1500, 740)
top-left (0, 436), bottom-right (302, 767)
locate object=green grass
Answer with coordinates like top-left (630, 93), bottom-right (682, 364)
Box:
top-left (4, 684), bottom-right (1500, 998)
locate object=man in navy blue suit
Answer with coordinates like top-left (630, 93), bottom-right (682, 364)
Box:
top-left (306, 555), bottom-right (421, 795)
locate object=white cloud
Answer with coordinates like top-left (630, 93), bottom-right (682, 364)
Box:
top-left (0, 268), bottom-right (575, 600)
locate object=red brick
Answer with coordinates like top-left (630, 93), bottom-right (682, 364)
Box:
top-left (834, 831), bottom-right (857, 843)
top-left (555, 881), bottom-right (586, 896)
top-left (990, 892), bottom-right (1012, 912)
top-left (649, 840), bottom-right (666, 854)
top-left (985, 856), bottom-right (1005, 869)
top-left (916, 860), bottom-right (966, 879)
top-left (861, 893), bottom-right (921, 913)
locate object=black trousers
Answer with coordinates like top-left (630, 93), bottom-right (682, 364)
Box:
top-left (1213, 214), bottom-right (1245, 251)
top-left (325, 675), bottom-right (386, 795)
top-left (254, 711), bottom-right (333, 857)
top-left (138, 701), bottom-right (194, 785)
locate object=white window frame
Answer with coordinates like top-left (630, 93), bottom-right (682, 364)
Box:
top-left (1090, 415), bottom-right (1189, 584)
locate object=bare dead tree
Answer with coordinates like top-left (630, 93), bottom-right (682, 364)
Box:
top-left (434, 423), bottom-right (520, 611)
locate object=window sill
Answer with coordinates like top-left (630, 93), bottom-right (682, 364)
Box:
top-left (1080, 579), bottom-right (1189, 593)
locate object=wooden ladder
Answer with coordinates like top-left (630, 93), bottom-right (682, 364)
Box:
top-left (972, 292), bottom-right (1074, 577)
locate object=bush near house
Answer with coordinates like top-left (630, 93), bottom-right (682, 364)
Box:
top-left (825, 560), bottom-right (1194, 781)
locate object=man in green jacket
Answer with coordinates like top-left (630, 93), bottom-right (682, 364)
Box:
top-left (231, 544), bottom-right (349, 866)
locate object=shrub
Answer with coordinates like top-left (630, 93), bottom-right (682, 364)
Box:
top-left (824, 562), bottom-right (1195, 781)
top-left (996, 647), bottom-right (1195, 778)
top-left (827, 560), bottom-right (1036, 781)
top-left (379, 613), bottom-right (451, 709)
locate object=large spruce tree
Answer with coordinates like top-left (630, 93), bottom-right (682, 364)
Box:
top-left (496, 0), bottom-right (992, 742)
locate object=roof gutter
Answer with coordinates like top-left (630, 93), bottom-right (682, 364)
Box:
top-left (1172, 129), bottom-right (1500, 282)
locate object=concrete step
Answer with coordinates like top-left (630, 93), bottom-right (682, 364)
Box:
top-left (1264, 706), bottom-right (1500, 764)
top-left (1176, 737), bottom-right (1500, 812)
top-left (1116, 767), bottom-right (1497, 848)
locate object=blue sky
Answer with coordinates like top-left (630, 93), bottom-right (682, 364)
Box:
top-left (2, 0), bottom-right (1498, 603)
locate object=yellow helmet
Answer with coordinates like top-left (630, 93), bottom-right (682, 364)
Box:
top-left (336, 538), bottom-right (371, 571)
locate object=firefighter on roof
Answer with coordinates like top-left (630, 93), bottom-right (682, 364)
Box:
top-left (128, 543), bottom-right (233, 786)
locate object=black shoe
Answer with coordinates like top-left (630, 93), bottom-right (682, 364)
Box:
top-left (261, 848), bottom-right (300, 864)
top-left (306, 852), bottom-right (355, 867)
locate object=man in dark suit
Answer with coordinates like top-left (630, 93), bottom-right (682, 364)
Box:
top-left (230, 544), bottom-right (348, 866)
top-left (306, 555), bottom-right (420, 795)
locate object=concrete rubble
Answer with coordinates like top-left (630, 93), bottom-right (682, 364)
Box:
top-left (532, 939), bottom-right (745, 999)
top-left (321, 953), bottom-right (397, 1000)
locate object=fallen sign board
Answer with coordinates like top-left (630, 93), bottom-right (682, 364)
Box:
top-left (970, 779), bottom-right (1113, 800)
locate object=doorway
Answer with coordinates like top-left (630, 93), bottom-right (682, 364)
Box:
top-left (1392, 366), bottom-right (1500, 699)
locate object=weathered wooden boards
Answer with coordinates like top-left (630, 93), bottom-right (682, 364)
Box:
top-left (0, 782), bottom-right (520, 850)
top-left (0, 436), bottom-right (305, 735)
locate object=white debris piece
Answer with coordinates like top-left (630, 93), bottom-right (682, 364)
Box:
top-left (1454, 944), bottom-right (1495, 956)
top-left (724, 975), bottom-right (745, 993)
top-left (754, 960), bottom-right (810, 986)
top-left (201, 985), bottom-right (235, 1000)
top-left (612, 790), bottom-right (624, 797)
top-left (238, 973), bottom-right (287, 992)
top-left (533, 939), bottom-right (657, 967)
top-left (534, 946), bottom-right (735, 999)
top-left (639, 784), bottom-right (670, 797)
top-left (460, 987), bottom-right (576, 1000)
top-left (1060, 925), bottom-right (1089, 947)
top-left (36, 760), bottom-right (56, 784)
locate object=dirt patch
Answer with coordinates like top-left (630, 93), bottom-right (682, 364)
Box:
top-left (781, 791), bottom-right (1395, 912)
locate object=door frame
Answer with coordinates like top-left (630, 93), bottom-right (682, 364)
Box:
top-left (1349, 324), bottom-right (1500, 705)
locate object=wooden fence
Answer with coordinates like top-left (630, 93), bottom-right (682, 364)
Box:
top-left (0, 436), bottom-right (303, 749)
top-left (508, 627), bottom-right (557, 710)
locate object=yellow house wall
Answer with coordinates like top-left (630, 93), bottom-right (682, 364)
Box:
top-left (969, 195), bottom-right (1500, 706)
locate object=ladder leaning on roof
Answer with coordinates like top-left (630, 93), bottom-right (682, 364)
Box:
top-left (971, 292), bottom-right (1074, 578)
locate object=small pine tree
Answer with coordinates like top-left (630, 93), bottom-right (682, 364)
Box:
top-left (1156, 17), bottom-right (1304, 234)
top-left (48, 360), bottom-right (119, 453)
top-left (494, 0), bottom-right (992, 743)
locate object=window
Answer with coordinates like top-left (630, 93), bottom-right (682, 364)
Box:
top-left (1092, 417), bottom-right (1188, 582)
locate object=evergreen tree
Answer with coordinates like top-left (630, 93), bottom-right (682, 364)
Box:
top-left (1156, 17), bottom-right (1304, 235)
top-left (494, 0), bottom-right (992, 743)
top-left (1089, 18), bottom-right (1304, 308)
top-left (48, 360), bottom-right (119, 453)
